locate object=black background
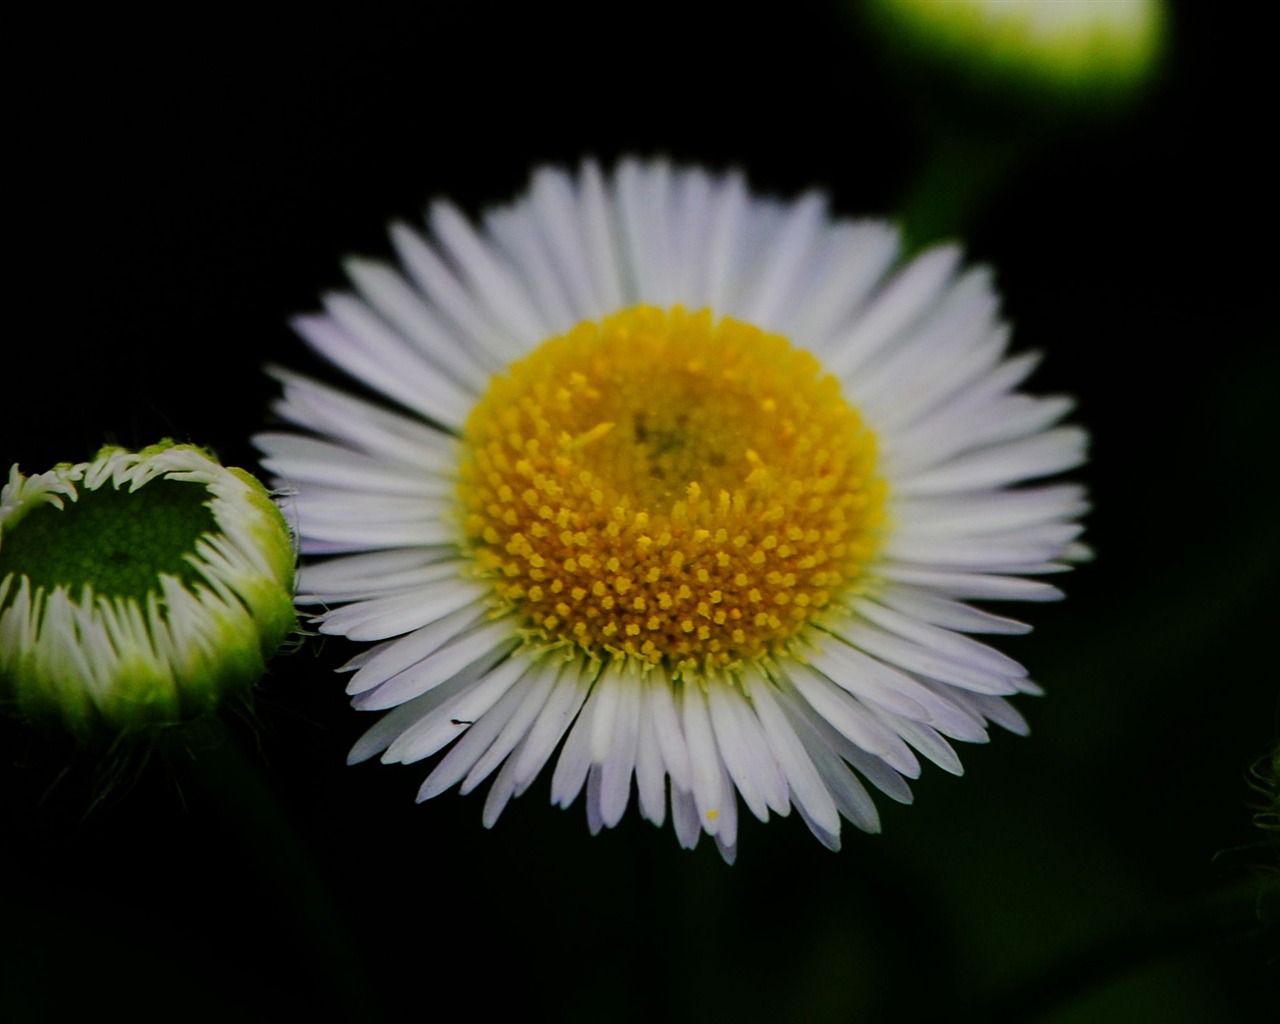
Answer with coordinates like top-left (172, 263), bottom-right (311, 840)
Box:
top-left (3, 3), bottom-right (1275, 1021)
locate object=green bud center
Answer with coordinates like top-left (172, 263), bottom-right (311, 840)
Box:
top-left (0, 480), bottom-right (218, 601)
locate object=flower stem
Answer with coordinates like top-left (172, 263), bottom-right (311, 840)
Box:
top-left (166, 722), bottom-right (382, 1022)
top-left (898, 124), bottom-right (1026, 253)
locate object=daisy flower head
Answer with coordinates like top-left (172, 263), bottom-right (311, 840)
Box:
top-left (863, 0), bottom-right (1166, 104)
top-left (0, 442), bottom-right (296, 743)
top-left (258, 158), bottom-right (1088, 862)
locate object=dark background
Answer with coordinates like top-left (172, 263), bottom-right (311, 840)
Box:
top-left (3, 3), bottom-right (1275, 1021)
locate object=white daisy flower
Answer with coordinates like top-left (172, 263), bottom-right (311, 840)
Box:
top-left (257, 158), bottom-right (1088, 862)
top-left (0, 442), bottom-right (296, 743)
top-left (864, 0), bottom-right (1165, 101)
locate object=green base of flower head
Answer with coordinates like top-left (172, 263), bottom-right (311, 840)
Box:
top-left (0, 441), bottom-right (297, 744)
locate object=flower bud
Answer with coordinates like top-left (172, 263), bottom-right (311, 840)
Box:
top-left (0, 441), bottom-right (296, 742)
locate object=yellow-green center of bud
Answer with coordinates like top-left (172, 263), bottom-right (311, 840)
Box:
top-left (0, 479), bottom-right (216, 601)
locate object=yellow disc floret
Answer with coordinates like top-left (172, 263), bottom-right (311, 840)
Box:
top-left (458, 305), bottom-right (886, 675)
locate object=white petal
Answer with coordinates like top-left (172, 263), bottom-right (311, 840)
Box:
top-left (267, 368), bottom-right (459, 469)
top-left (587, 665), bottom-right (623, 763)
top-left (712, 761), bottom-right (740, 864)
top-left (297, 551), bottom-right (469, 603)
top-left (634, 688), bottom-right (669, 828)
top-left (877, 583), bottom-right (1032, 635)
top-left (343, 257), bottom-right (497, 388)
top-left (550, 681), bottom-right (599, 809)
top-left (804, 636), bottom-right (942, 720)
top-left (342, 600), bottom-right (492, 693)
top-left (455, 657), bottom-right (560, 794)
top-left (256, 432), bottom-right (452, 497)
top-left (481, 749), bottom-right (524, 828)
top-left (670, 785), bottom-right (703, 850)
top-left (417, 677), bottom-right (530, 801)
top-left (380, 654), bottom-right (530, 764)
top-left (738, 192), bottom-right (826, 328)
top-left (826, 243), bottom-right (962, 380)
top-left (743, 667), bottom-right (841, 846)
top-left (701, 169), bottom-right (750, 315)
top-left (509, 659), bottom-right (594, 795)
top-left (585, 765), bottom-right (606, 836)
top-left (851, 267), bottom-right (1002, 429)
top-left (777, 680), bottom-right (914, 804)
top-left (353, 618), bottom-right (519, 709)
top-left (388, 220), bottom-right (523, 365)
top-left (645, 670), bottom-right (692, 790)
top-left (890, 484), bottom-right (1088, 538)
top-left (707, 679), bottom-right (789, 820)
top-left (576, 159), bottom-right (626, 312)
top-left (681, 683), bottom-right (728, 837)
top-left (876, 713), bottom-right (965, 776)
top-left (617, 158), bottom-right (675, 304)
top-left (317, 579), bottom-right (489, 641)
top-left (776, 693), bottom-right (880, 834)
top-left (349, 688), bottom-right (443, 764)
top-left (485, 206), bottom-right (578, 334)
top-left (849, 597), bottom-right (1028, 680)
top-left (876, 566), bottom-right (1066, 602)
top-left (315, 297), bottom-right (474, 428)
top-left (894, 427), bottom-right (1088, 497)
top-left (428, 200), bottom-right (550, 347)
top-left (526, 164), bottom-right (609, 321)
top-left (835, 619), bottom-right (1021, 696)
top-left (794, 220), bottom-right (901, 351)
top-left (782, 660), bottom-right (921, 775)
top-left (598, 663), bottom-right (642, 828)
top-left (666, 166), bottom-right (716, 308)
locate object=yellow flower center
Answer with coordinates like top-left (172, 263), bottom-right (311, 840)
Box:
top-left (458, 305), bottom-right (886, 675)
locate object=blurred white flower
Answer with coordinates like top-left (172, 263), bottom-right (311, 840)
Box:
top-left (865, 0), bottom-right (1165, 100)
